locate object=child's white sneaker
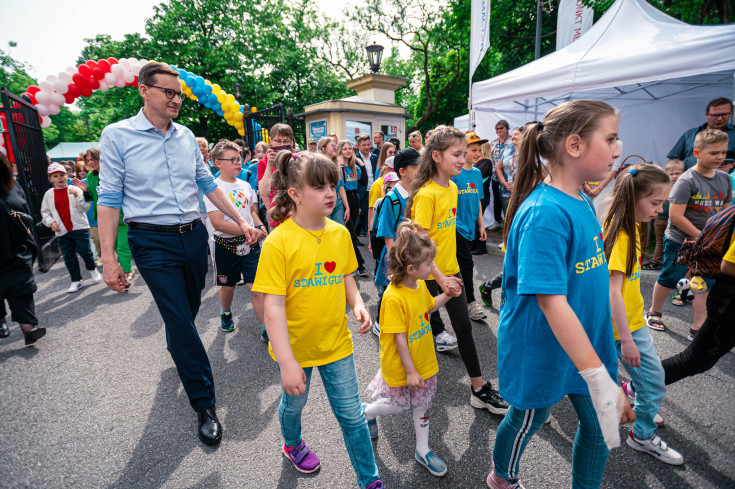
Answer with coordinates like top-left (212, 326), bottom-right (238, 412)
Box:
top-left (626, 431), bottom-right (683, 465)
top-left (67, 281), bottom-right (83, 293)
top-left (435, 331), bottom-right (458, 352)
top-left (90, 269), bottom-right (103, 283)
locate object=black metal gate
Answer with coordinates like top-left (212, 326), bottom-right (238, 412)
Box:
top-left (1, 89), bottom-right (60, 272)
top-left (242, 103), bottom-right (306, 152)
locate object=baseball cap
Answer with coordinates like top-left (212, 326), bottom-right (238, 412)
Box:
top-left (308, 138), bottom-right (317, 144)
top-left (466, 132), bottom-right (488, 145)
top-left (393, 148), bottom-right (421, 174)
top-left (383, 171), bottom-right (399, 183)
top-left (384, 156), bottom-right (394, 169)
top-left (47, 162), bottom-right (66, 175)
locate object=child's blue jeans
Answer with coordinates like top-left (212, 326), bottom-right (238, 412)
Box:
top-left (616, 327), bottom-right (665, 439)
top-left (57, 229), bottom-right (95, 282)
top-left (277, 354), bottom-right (379, 489)
top-left (493, 394), bottom-right (609, 489)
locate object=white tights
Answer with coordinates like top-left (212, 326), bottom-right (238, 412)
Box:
top-left (364, 403), bottom-right (430, 457)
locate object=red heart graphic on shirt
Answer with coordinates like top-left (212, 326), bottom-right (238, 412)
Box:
top-left (599, 232), bottom-right (603, 241)
top-left (424, 312), bottom-right (429, 321)
top-left (452, 208), bottom-right (456, 216)
top-left (324, 261), bottom-right (336, 274)
top-left (470, 183), bottom-right (476, 188)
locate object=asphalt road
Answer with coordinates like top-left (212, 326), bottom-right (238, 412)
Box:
top-left (1, 233), bottom-right (733, 489)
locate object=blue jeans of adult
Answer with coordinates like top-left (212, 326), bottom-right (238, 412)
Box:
top-left (127, 221), bottom-right (215, 412)
top-left (616, 327), bottom-right (665, 440)
top-left (277, 354), bottom-right (380, 489)
top-left (57, 229), bottom-right (96, 282)
top-left (493, 394), bottom-right (609, 489)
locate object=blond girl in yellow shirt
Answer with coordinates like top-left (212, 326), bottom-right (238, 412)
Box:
top-left (252, 150), bottom-right (383, 489)
top-left (603, 163), bottom-right (683, 465)
top-left (363, 220), bottom-right (458, 477)
top-left (407, 125), bottom-right (508, 414)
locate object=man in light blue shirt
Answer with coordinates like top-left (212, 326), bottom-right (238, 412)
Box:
top-left (97, 62), bottom-right (257, 447)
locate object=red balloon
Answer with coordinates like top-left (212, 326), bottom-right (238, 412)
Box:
top-left (87, 77), bottom-right (100, 90)
top-left (80, 86), bottom-right (93, 97)
top-left (78, 64), bottom-right (92, 77)
top-left (85, 60), bottom-right (98, 69)
top-left (92, 67), bottom-right (105, 80)
top-left (67, 83), bottom-right (81, 98)
top-left (27, 85), bottom-right (41, 95)
top-left (133, 76), bottom-right (139, 88)
top-left (26, 92), bottom-right (37, 105)
top-left (72, 73), bottom-right (88, 87)
top-left (64, 93), bottom-right (76, 104)
top-left (97, 59), bottom-right (111, 72)
top-left (107, 57), bottom-right (118, 65)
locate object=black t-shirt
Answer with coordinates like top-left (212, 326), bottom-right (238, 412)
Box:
top-left (474, 158), bottom-right (493, 200)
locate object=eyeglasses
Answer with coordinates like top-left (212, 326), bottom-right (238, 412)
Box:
top-left (145, 84), bottom-right (185, 101)
top-left (707, 112), bottom-right (732, 119)
top-left (271, 138), bottom-right (293, 146)
top-left (216, 158), bottom-right (242, 164)
top-left (495, 127), bottom-right (506, 131)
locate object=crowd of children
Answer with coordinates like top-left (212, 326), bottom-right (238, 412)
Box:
top-left (11, 96), bottom-right (735, 489)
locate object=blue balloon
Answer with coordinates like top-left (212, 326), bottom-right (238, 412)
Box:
top-left (216, 108), bottom-right (224, 116)
top-left (203, 84), bottom-right (213, 95)
top-left (195, 76), bottom-right (205, 86)
top-left (208, 93), bottom-right (218, 105)
top-left (185, 76), bottom-right (195, 87)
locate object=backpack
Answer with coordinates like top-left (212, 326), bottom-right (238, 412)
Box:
top-left (677, 205), bottom-right (735, 279)
top-left (370, 190), bottom-right (403, 260)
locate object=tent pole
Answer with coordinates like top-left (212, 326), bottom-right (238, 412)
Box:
top-left (535, 0), bottom-right (542, 60)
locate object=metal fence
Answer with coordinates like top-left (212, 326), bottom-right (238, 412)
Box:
top-left (1, 89), bottom-right (60, 272)
top-left (242, 103), bottom-right (306, 152)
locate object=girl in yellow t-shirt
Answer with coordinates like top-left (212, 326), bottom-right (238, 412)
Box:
top-left (363, 220), bottom-right (458, 477)
top-left (252, 151), bottom-right (382, 489)
top-left (407, 125), bottom-right (508, 414)
top-left (603, 163), bottom-right (683, 465)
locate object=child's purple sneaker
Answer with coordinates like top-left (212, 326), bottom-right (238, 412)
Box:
top-left (366, 481), bottom-right (383, 489)
top-left (282, 440), bottom-right (321, 473)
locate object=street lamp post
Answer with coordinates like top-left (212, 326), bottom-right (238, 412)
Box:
top-left (233, 83), bottom-right (244, 147)
top-left (366, 43), bottom-right (384, 73)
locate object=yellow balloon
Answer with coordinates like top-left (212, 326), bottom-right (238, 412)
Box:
top-left (216, 93), bottom-right (226, 103)
top-left (234, 111), bottom-right (244, 121)
top-left (235, 121), bottom-right (244, 130)
top-left (179, 79), bottom-right (187, 88)
top-left (224, 111), bottom-right (233, 121)
top-left (238, 128), bottom-right (245, 136)
top-left (212, 84), bottom-right (221, 93)
top-left (190, 94), bottom-right (198, 101)
top-left (204, 79), bottom-right (212, 85)
top-left (232, 103), bottom-right (241, 114)
top-left (225, 94), bottom-right (235, 104)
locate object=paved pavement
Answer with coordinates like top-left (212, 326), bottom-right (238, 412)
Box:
top-left (1, 233), bottom-right (734, 488)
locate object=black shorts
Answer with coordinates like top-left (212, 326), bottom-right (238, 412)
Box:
top-left (214, 241), bottom-right (261, 286)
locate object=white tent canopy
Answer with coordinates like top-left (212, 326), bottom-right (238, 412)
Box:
top-left (470, 0), bottom-right (735, 164)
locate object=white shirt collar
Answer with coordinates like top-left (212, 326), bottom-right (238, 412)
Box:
top-left (394, 182), bottom-right (409, 199)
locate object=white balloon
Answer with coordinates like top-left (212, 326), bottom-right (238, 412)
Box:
top-left (35, 91), bottom-right (51, 105)
top-left (130, 63), bottom-right (142, 76)
top-left (98, 81), bottom-right (109, 91)
top-left (66, 66), bottom-right (77, 75)
top-left (58, 72), bottom-right (72, 83)
top-left (110, 64), bottom-right (123, 77)
top-left (50, 92), bottom-right (65, 106)
top-left (122, 71), bottom-right (135, 83)
top-left (39, 81), bottom-right (53, 92)
top-left (128, 57), bottom-right (140, 66)
top-left (41, 115), bottom-right (52, 128)
top-left (115, 78), bottom-right (126, 88)
top-left (47, 104), bottom-right (61, 116)
top-left (0, 145), bottom-right (6, 156)
top-left (53, 80), bottom-right (69, 94)
top-left (35, 103), bottom-right (49, 116)
top-left (104, 72), bottom-right (116, 84)
top-left (46, 74), bottom-right (57, 84)
top-left (118, 58), bottom-right (130, 69)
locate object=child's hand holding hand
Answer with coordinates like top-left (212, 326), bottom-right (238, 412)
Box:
top-left (50, 222), bottom-right (60, 232)
top-left (281, 361), bottom-right (307, 396)
top-left (354, 304), bottom-right (372, 334)
top-left (407, 371), bottom-right (424, 391)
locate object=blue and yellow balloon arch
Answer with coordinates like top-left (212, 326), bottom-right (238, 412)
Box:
top-left (23, 58), bottom-right (254, 136)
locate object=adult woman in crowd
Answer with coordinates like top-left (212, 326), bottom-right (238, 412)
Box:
top-left (374, 142), bottom-right (397, 180)
top-left (318, 136), bottom-right (350, 226)
top-left (0, 153), bottom-right (45, 344)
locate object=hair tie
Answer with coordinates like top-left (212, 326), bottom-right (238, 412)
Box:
top-left (628, 168), bottom-right (637, 176)
top-left (280, 206), bottom-right (286, 212)
top-left (292, 153), bottom-right (298, 159)
top-left (536, 122), bottom-right (544, 131)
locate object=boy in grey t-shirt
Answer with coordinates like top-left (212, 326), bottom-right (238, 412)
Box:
top-left (647, 129), bottom-right (732, 338)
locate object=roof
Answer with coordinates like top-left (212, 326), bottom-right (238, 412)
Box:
top-left (471, 0), bottom-right (735, 108)
top-left (47, 142), bottom-right (99, 161)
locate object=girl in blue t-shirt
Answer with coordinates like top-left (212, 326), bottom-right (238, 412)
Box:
top-left (338, 140), bottom-right (368, 276)
top-left (488, 100), bottom-right (636, 489)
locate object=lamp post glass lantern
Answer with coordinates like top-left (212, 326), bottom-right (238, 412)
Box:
top-left (366, 43), bottom-right (384, 73)
top-left (233, 82), bottom-right (242, 100)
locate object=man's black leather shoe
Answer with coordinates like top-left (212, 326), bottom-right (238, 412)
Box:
top-left (24, 327), bottom-right (45, 345)
top-left (198, 406), bottom-right (222, 445)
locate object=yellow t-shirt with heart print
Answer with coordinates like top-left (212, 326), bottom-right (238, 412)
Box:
top-left (411, 180), bottom-right (460, 279)
top-left (378, 280), bottom-right (438, 387)
top-left (253, 218), bottom-right (358, 367)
